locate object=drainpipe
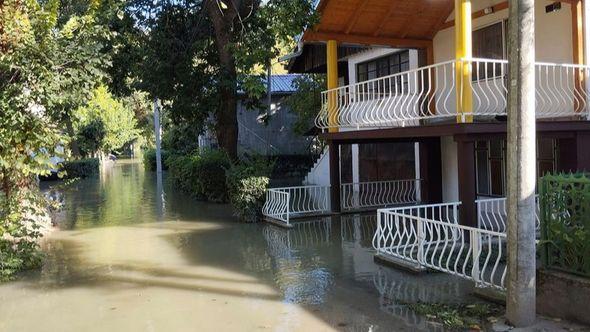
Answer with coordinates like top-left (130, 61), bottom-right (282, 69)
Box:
top-left (278, 40), bottom-right (304, 63)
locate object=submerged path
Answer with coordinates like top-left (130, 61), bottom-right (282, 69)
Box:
top-left (0, 161), bottom-right (478, 331)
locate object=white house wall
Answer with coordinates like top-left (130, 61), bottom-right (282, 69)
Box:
top-left (441, 136), bottom-right (459, 203)
top-left (434, 0), bottom-right (573, 63)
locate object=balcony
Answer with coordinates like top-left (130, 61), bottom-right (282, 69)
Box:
top-left (317, 58), bottom-right (589, 131)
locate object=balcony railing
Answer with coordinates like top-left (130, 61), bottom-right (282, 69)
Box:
top-left (317, 58), bottom-right (590, 130)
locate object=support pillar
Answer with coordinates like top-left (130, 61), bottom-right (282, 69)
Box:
top-left (572, 0), bottom-right (585, 113)
top-left (327, 40), bottom-right (339, 132)
top-left (576, 132), bottom-right (590, 171)
top-left (455, 0), bottom-right (473, 123)
top-left (506, 0), bottom-right (537, 326)
top-left (329, 141), bottom-right (341, 213)
top-left (456, 139), bottom-right (476, 227)
top-left (419, 138), bottom-right (443, 204)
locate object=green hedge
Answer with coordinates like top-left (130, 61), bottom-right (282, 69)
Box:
top-left (167, 149), bottom-right (231, 203)
top-left (226, 157), bottom-right (273, 222)
top-left (62, 158), bottom-right (99, 179)
top-left (142, 148), bottom-right (170, 171)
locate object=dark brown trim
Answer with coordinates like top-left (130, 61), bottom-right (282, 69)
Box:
top-left (321, 121), bottom-right (590, 144)
top-left (328, 142), bottom-right (341, 213)
top-left (419, 138), bottom-right (443, 203)
top-left (457, 140), bottom-right (477, 227)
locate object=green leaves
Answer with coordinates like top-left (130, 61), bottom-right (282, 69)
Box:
top-left (76, 86), bottom-right (140, 155)
top-left (540, 172), bottom-right (590, 277)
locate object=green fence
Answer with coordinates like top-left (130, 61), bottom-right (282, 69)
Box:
top-left (540, 173), bottom-right (590, 278)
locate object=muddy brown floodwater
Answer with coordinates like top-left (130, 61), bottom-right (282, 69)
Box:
top-left (0, 160), bottom-right (480, 332)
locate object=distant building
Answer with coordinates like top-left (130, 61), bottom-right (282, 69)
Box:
top-left (198, 74), bottom-right (312, 156)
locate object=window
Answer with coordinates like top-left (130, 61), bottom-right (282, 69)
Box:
top-left (356, 51), bottom-right (410, 83)
top-left (475, 139), bottom-right (506, 196)
top-left (472, 22), bottom-right (506, 79)
top-left (538, 138), bottom-right (558, 178)
top-left (475, 138), bottom-right (559, 197)
top-left (473, 22), bottom-right (505, 60)
top-left (359, 142), bottom-right (415, 182)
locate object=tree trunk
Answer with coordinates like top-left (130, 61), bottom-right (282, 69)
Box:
top-left (506, 0), bottom-right (537, 327)
top-left (64, 116), bottom-right (81, 157)
top-left (205, 1), bottom-right (239, 160)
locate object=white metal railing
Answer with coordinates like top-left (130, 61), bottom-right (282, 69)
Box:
top-left (373, 202), bottom-right (461, 251)
top-left (476, 196), bottom-right (540, 233)
top-left (317, 58), bottom-right (589, 130)
top-left (262, 185), bottom-right (330, 225)
top-left (376, 207), bottom-right (507, 290)
top-left (341, 179), bottom-right (421, 211)
top-left (262, 189), bottom-right (290, 223)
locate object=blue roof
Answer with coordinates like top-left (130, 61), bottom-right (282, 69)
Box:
top-left (264, 74), bottom-right (300, 94)
top-left (238, 74), bottom-right (301, 95)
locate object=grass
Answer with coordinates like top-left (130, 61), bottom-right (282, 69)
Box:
top-left (407, 301), bottom-right (503, 330)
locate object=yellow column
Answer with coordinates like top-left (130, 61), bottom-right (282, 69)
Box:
top-left (572, 0), bottom-right (585, 113)
top-left (327, 40), bottom-right (339, 132)
top-left (455, 0), bottom-right (473, 123)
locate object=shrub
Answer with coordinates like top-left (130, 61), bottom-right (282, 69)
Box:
top-left (167, 149), bottom-right (231, 202)
top-left (193, 149), bottom-right (231, 202)
top-left (142, 148), bottom-right (170, 171)
top-left (226, 157), bottom-right (273, 222)
top-left (61, 158), bottom-right (99, 179)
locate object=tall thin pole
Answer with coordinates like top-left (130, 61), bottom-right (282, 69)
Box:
top-left (153, 98), bottom-right (162, 174)
top-left (267, 61), bottom-right (272, 155)
top-left (506, 0), bottom-right (536, 327)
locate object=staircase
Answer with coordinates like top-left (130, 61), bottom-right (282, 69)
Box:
top-left (303, 147), bottom-right (330, 186)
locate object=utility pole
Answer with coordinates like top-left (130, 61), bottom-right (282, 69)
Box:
top-left (266, 61), bottom-right (272, 155)
top-left (153, 98), bottom-right (162, 174)
top-left (506, 0), bottom-right (536, 327)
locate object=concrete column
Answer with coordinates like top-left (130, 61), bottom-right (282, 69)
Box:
top-left (506, 0), bottom-right (537, 326)
top-left (351, 144), bottom-right (359, 184)
top-left (329, 141), bottom-right (341, 213)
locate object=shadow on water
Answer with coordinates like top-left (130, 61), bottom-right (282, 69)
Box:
top-left (26, 161), bottom-right (484, 331)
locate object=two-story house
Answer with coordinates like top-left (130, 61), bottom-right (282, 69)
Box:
top-left (263, 0), bottom-right (590, 232)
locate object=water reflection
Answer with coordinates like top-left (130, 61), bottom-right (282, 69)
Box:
top-left (262, 214), bottom-right (482, 331)
top-left (26, 162), bottom-right (482, 331)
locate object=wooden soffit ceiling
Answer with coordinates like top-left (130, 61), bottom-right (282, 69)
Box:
top-left (303, 0), bottom-right (455, 48)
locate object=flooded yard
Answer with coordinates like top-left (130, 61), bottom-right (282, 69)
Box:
top-left (0, 161), bottom-right (480, 331)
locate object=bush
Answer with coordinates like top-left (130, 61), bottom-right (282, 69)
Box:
top-left (61, 158), bottom-right (99, 179)
top-left (142, 148), bottom-right (170, 171)
top-left (167, 149), bottom-right (231, 203)
top-left (226, 157), bottom-right (273, 222)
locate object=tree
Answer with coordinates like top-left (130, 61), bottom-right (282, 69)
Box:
top-left (285, 74), bottom-right (326, 135)
top-left (45, 7), bottom-right (111, 156)
top-left (76, 85), bottom-right (140, 155)
top-left (203, 0), bottom-right (316, 159)
top-left (126, 0), bottom-right (316, 160)
top-left (0, 0), bottom-right (66, 279)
